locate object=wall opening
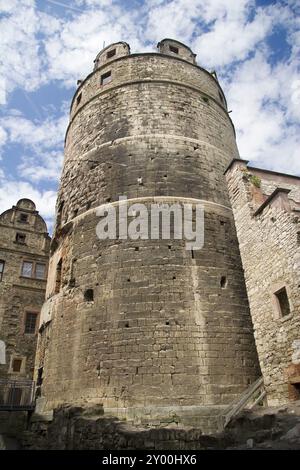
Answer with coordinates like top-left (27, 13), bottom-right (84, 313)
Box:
top-left (12, 358), bottom-right (22, 372)
top-left (55, 258), bottom-right (62, 294)
top-left (76, 93), bottom-right (82, 106)
top-left (101, 71), bottom-right (112, 85)
top-left (107, 49), bottom-right (116, 59)
top-left (84, 289), bottom-right (94, 302)
top-left (169, 45), bottom-right (179, 54)
top-left (21, 261), bottom-right (33, 278)
top-left (24, 312), bottom-right (38, 334)
top-left (16, 233), bottom-right (26, 244)
top-left (37, 367), bottom-right (43, 387)
top-left (274, 287), bottom-right (291, 317)
top-left (35, 263), bottom-right (46, 279)
top-left (0, 260), bottom-right (5, 281)
top-left (220, 276), bottom-right (228, 289)
top-left (19, 213), bottom-right (28, 223)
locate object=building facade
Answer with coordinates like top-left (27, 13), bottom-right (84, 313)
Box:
top-left (0, 199), bottom-right (50, 385)
top-left (35, 39), bottom-right (260, 430)
top-left (225, 160), bottom-right (300, 406)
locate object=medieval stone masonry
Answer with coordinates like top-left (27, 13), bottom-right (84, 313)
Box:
top-left (225, 160), bottom-right (300, 406)
top-left (0, 199), bottom-right (50, 384)
top-left (34, 39), bottom-right (260, 432)
top-left (1, 39), bottom-right (300, 449)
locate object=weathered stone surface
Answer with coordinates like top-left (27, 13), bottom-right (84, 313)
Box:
top-left (225, 160), bottom-right (300, 406)
top-left (35, 39), bottom-right (260, 431)
top-left (0, 199), bottom-right (50, 380)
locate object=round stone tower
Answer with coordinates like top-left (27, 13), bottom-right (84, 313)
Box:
top-left (36, 39), bottom-right (259, 431)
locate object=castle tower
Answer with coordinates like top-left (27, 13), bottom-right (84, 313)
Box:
top-left (36, 39), bottom-right (259, 430)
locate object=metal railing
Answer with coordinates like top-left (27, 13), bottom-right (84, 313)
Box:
top-left (0, 378), bottom-right (35, 411)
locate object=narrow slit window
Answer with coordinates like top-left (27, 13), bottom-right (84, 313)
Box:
top-left (101, 71), bottom-right (112, 85)
top-left (274, 287), bottom-right (291, 317)
top-left (55, 259), bottom-right (62, 293)
top-left (169, 45), bottom-right (179, 54)
top-left (76, 92), bottom-right (82, 106)
top-left (0, 260), bottom-right (5, 281)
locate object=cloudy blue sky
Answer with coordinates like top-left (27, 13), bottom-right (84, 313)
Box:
top-left (0, 0), bottom-right (299, 230)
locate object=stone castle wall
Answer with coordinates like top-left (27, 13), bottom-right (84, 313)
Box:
top-left (35, 40), bottom-right (260, 431)
top-left (225, 160), bottom-right (300, 405)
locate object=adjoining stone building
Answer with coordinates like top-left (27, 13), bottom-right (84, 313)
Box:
top-left (225, 160), bottom-right (300, 406)
top-left (34, 39), bottom-right (260, 432)
top-left (0, 199), bottom-right (50, 385)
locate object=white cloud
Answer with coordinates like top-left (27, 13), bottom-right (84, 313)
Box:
top-left (0, 178), bottom-right (56, 230)
top-left (0, 126), bottom-right (7, 147)
top-left (225, 51), bottom-right (300, 175)
top-left (0, 113), bottom-right (68, 151)
top-left (145, 0), bottom-right (199, 43)
top-left (0, 0), bottom-right (44, 103)
top-left (193, 8), bottom-right (274, 67)
top-left (18, 151), bottom-right (63, 182)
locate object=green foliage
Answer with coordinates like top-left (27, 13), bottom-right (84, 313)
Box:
top-left (249, 174), bottom-right (261, 188)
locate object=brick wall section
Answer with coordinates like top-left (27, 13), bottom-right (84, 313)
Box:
top-left (225, 160), bottom-right (300, 405)
top-left (36, 41), bottom-right (260, 431)
top-left (0, 199), bottom-right (50, 379)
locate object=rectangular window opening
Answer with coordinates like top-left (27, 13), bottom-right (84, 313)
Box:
top-left (16, 233), bottom-right (26, 244)
top-left (274, 287), bottom-right (291, 317)
top-left (35, 263), bottom-right (46, 280)
top-left (19, 213), bottom-right (28, 223)
top-left (25, 312), bottom-right (38, 334)
top-left (21, 261), bottom-right (33, 278)
top-left (107, 49), bottom-right (116, 59)
top-left (101, 71), bottom-right (112, 86)
top-left (169, 45), bottom-right (179, 54)
top-left (12, 358), bottom-right (22, 372)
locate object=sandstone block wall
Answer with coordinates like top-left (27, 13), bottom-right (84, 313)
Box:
top-left (225, 160), bottom-right (300, 405)
top-left (0, 199), bottom-right (50, 380)
top-left (36, 40), bottom-right (260, 431)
